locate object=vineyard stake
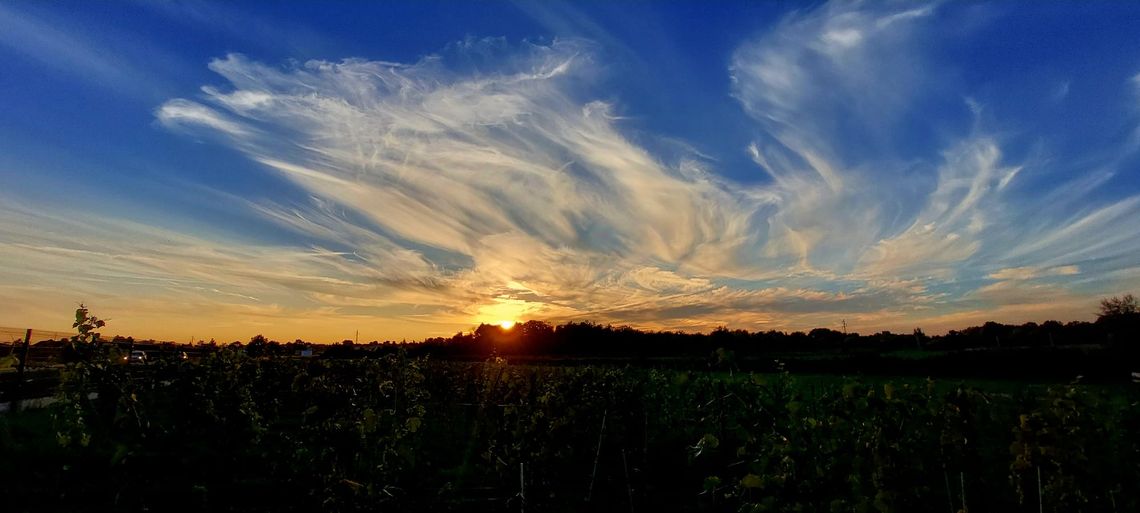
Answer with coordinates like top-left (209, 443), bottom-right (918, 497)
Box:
top-left (586, 409), bottom-right (608, 502)
top-left (943, 470), bottom-right (954, 513)
top-left (1036, 466), bottom-right (1042, 513)
top-left (960, 472), bottom-right (967, 513)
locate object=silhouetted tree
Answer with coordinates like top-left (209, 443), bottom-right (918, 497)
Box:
top-left (1098, 294), bottom-right (1138, 320)
top-left (1096, 295), bottom-right (1140, 360)
top-left (245, 335), bottom-right (268, 357)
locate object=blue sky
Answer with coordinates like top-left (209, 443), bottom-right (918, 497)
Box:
top-left (2, 1), bottom-right (1140, 342)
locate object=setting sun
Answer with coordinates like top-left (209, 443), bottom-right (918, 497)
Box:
top-left (498, 320), bottom-right (516, 330)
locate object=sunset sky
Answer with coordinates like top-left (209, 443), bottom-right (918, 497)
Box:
top-left (3, 1), bottom-right (1140, 342)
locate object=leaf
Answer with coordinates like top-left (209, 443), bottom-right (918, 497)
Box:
top-left (362, 408), bottom-right (377, 432)
top-left (110, 444), bottom-right (130, 466)
top-left (874, 490), bottom-right (893, 513)
top-left (690, 433), bottom-right (720, 458)
top-left (405, 416), bottom-right (422, 433)
top-left (741, 473), bottom-right (764, 489)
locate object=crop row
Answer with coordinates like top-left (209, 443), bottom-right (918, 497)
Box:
top-left (14, 350), bottom-right (1139, 512)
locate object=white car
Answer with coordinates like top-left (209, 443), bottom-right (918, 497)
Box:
top-left (125, 350), bottom-right (148, 365)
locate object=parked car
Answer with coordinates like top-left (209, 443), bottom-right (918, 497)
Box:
top-left (125, 350), bottom-right (148, 365)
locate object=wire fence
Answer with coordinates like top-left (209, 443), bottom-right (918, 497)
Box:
top-left (0, 327), bottom-right (72, 344)
top-left (1, 327), bottom-right (73, 371)
top-left (2, 327), bottom-right (68, 360)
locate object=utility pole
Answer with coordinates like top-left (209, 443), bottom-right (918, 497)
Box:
top-left (841, 319), bottom-right (847, 335)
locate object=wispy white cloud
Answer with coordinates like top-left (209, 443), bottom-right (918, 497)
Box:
top-left (988, 265), bottom-right (1079, 281)
top-left (727, 1), bottom-right (1140, 321)
top-left (0, 3), bottom-right (184, 100)
top-left (157, 99), bottom-right (253, 137)
top-left (159, 45), bottom-right (767, 271)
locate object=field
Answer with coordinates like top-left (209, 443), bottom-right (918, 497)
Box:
top-left (2, 350), bottom-right (1138, 513)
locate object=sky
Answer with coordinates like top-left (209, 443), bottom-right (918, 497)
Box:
top-left (3, 1), bottom-right (1140, 343)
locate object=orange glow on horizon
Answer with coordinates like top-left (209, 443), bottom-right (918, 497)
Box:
top-left (498, 320), bottom-right (516, 330)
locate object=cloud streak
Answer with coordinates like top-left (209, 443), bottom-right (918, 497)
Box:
top-left (0, 3), bottom-right (186, 101)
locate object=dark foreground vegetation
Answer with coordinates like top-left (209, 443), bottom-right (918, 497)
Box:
top-left (3, 350), bottom-right (1139, 513)
top-left (1, 301), bottom-right (1138, 512)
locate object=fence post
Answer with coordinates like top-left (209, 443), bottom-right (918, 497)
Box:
top-left (12, 328), bottom-right (31, 412)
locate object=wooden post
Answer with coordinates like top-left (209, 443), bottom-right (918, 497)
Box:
top-left (12, 329), bottom-right (31, 412)
top-left (17, 329), bottom-right (31, 373)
